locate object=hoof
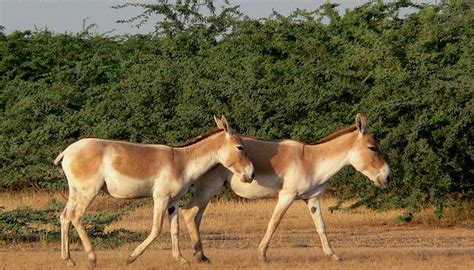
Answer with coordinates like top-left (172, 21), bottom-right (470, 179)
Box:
top-left (126, 255), bottom-right (136, 265)
top-left (195, 254), bottom-right (211, 263)
top-left (331, 254), bottom-right (342, 261)
top-left (65, 258), bottom-right (75, 267)
top-left (88, 260), bottom-right (97, 268)
top-left (178, 258), bottom-right (190, 265)
top-left (258, 254), bottom-right (268, 263)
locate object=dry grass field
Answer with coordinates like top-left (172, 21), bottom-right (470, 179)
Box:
top-left (0, 191), bottom-right (473, 270)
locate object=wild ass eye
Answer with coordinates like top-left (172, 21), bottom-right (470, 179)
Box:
top-left (237, 146), bottom-right (244, 151)
top-left (368, 146), bottom-right (377, 152)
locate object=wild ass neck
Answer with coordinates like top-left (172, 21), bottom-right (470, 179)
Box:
top-left (306, 130), bottom-right (358, 184)
top-left (173, 131), bottom-right (225, 181)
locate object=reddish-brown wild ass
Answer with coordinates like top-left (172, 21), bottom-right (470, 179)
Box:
top-left (54, 116), bottom-right (255, 267)
top-left (181, 113), bottom-right (391, 262)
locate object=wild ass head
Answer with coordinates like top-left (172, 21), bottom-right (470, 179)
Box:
top-left (214, 115), bottom-right (255, 183)
top-left (348, 113), bottom-right (391, 188)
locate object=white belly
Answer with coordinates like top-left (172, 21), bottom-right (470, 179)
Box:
top-left (228, 175), bottom-right (280, 199)
top-left (104, 174), bottom-right (155, 198)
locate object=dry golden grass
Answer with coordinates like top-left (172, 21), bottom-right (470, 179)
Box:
top-left (1, 248), bottom-right (473, 270)
top-left (0, 191), bottom-right (65, 211)
top-left (1, 192), bottom-right (473, 269)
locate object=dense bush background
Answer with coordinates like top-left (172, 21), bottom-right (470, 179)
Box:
top-left (0, 1), bottom-right (472, 218)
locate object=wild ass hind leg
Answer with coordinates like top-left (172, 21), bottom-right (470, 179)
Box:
top-left (127, 195), bottom-right (169, 265)
top-left (182, 177), bottom-right (225, 263)
top-left (306, 196), bottom-right (341, 261)
top-left (64, 186), bottom-right (101, 267)
top-left (258, 191), bottom-right (296, 262)
top-left (182, 201), bottom-right (211, 263)
top-left (168, 200), bottom-right (188, 265)
top-left (60, 201), bottom-right (75, 267)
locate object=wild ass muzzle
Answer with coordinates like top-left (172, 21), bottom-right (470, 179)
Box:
top-left (54, 116), bottom-right (254, 267)
top-left (181, 113), bottom-right (391, 262)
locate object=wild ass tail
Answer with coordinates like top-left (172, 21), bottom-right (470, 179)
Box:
top-left (54, 150), bottom-right (65, 166)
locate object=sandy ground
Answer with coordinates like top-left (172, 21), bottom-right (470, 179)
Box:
top-left (0, 193), bottom-right (473, 269)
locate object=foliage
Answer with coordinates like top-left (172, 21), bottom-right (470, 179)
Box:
top-left (0, 198), bottom-right (148, 247)
top-left (0, 1), bottom-right (472, 218)
top-left (0, 200), bottom-right (61, 243)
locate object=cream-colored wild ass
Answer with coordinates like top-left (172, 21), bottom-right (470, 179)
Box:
top-left (54, 116), bottom-right (255, 267)
top-left (182, 113), bottom-right (391, 262)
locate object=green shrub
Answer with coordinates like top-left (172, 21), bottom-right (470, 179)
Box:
top-left (0, 198), bottom-right (149, 247)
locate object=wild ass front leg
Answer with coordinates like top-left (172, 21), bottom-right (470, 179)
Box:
top-left (258, 192), bottom-right (296, 262)
top-left (127, 196), bottom-right (169, 264)
top-left (168, 200), bottom-right (188, 265)
top-left (306, 197), bottom-right (341, 261)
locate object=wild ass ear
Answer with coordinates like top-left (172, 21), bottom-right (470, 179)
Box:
top-left (214, 115), bottom-right (233, 134)
top-left (220, 115), bottom-right (233, 134)
top-left (355, 113), bottom-right (368, 135)
top-left (214, 115), bottom-right (221, 128)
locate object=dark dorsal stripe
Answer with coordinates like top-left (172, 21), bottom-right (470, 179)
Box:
top-left (237, 124), bottom-right (358, 145)
top-left (311, 124), bottom-right (358, 145)
top-left (175, 128), bottom-right (224, 148)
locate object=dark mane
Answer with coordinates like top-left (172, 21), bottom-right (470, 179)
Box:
top-left (311, 124), bottom-right (358, 145)
top-left (236, 125), bottom-right (358, 145)
top-left (175, 128), bottom-right (224, 147)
